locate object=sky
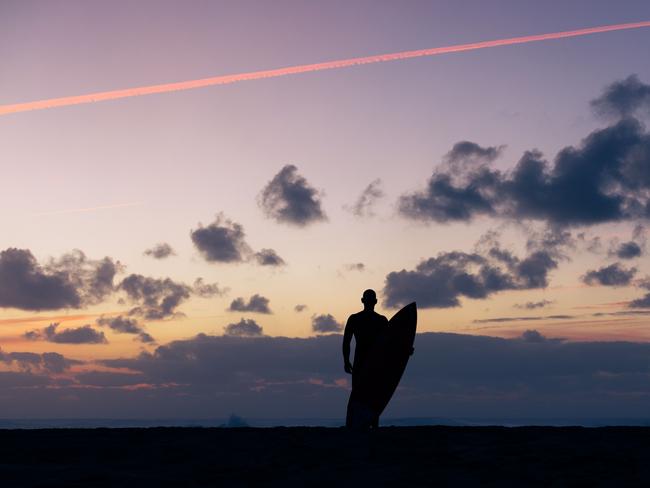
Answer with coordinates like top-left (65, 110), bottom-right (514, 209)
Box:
top-left (1, 0), bottom-right (650, 419)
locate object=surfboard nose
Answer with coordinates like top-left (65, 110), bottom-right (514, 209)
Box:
top-left (404, 302), bottom-right (417, 320)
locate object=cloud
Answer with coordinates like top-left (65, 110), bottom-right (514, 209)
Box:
top-left (254, 249), bottom-right (286, 267)
top-left (582, 262), bottom-right (637, 287)
top-left (614, 241), bottom-right (643, 259)
top-left (514, 299), bottom-right (554, 310)
top-left (118, 274), bottom-right (192, 320)
top-left (398, 142), bottom-right (504, 222)
top-left (47, 250), bottom-right (122, 306)
top-left (6, 331), bottom-right (650, 418)
top-left (223, 319), bottom-right (264, 337)
top-left (445, 141), bottom-right (505, 164)
top-left (629, 295), bottom-right (650, 308)
top-left (258, 165), bottom-right (326, 226)
top-left (590, 74), bottom-right (650, 119)
top-left (61, 332), bottom-right (650, 419)
top-left (608, 225), bottom-right (646, 260)
top-left (228, 295), bottom-right (272, 314)
top-left (117, 274), bottom-right (226, 320)
top-left (294, 304), bottom-right (307, 312)
top-left (345, 263), bottom-right (365, 272)
top-left (96, 315), bottom-right (154, 343)
top-left (24, 323), bottom-right (107, 344)
top-left (312, 314), bottom-right (342, 334)
top-left (0, 348), bottom-right (79, 373)
top-left (191, 214), bottom-right (282, 267)
top-left (383, 245), bottom-right (558, 309)
top-left (191, 213), bottom-right (251, 263)
top-left (521, 329), bottom-right (546, 343)
top-left (398, 77), bottom-right (650, 227)
top-left (192, 278), bottom-right (227, 298)
top-left (143, 243), bottom-right (176, 259)
top-left (0, 248), bottom-right (120, 311)
top-left (474, 315), bottom-right (573, 324)
top-left (348, 179), bottom-right (384, 217)
top-left (628, 277), bottom-right (650, 308)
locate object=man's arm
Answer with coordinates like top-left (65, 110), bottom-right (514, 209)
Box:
top-left (342, 316), bottom-right (354, 374)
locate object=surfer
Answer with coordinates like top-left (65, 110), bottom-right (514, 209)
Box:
top-left (342, 289), bottom-right (389, 428)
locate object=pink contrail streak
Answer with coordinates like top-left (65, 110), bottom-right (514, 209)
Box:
top-left (2, 21), bottom-right (649, 116)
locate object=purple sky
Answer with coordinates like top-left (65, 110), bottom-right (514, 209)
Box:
top-left (1, 1), bottom-right (650, 419)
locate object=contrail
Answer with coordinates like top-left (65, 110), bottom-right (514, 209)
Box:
top-left (2, 21), bottom-right (649, 116)
top-left (30, 201), bottom-right (144, 217)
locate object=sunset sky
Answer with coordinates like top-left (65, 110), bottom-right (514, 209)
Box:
top-left (1, 0), bottom-right (650, 419)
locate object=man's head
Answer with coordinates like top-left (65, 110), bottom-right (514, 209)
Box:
top-left (361, 289), bottom-right (377, 310)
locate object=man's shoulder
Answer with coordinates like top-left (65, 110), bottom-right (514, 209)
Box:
top-left (350, 310), bottom-right (388, 323)
top-left (374, 311), bottom-right (389, 324)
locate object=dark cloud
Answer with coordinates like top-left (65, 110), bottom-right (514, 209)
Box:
top-left (228, 295), bottom-right (272, 314)
top-left (254, 249), bottom-right (286, 267)
top-left (445, 141), bottom-right (505, 164)
top-left (0, 348), bottom-right (79, 373)
top-left (97, 315), bottom-right (142, 334)
top-left (514, 299), bottom-right (554, 310)
top-left (191, 214), bottom-right (251, 263)
top-left (349, 179), bottom-right (384, 217)
top-left (614, 241), bottom-right (642, 259)
top-left (628, 277), bottom-right (650, 308)
top-left (398, 141), bottom-right (504, 222)
top-left (474, 315), bottom-right (573, 324)
top-left (258, 165), bottom-right (326, 226)
top-left (119, 274), bottom-right (192, 320)
top-left (345, 263), bottom-right (365, 272)
top-left (521, 329), bottom-right (546, 343)
top-left (399, 78), bottom-right (650, 227)
top-left (47, 250), bottom-right (121, 306)
top-left (398, 162), bottom-right (500, 223)
top-left (223, 319), bottom-right (264, 337)
top-left (629, 295), bottom-right (650, 308)
top-left (592, 310), bottom-right (650, 317)
top-left (5, 333), bottom-right (650, 418)
top-left (590, 74), bottom-right (650, 119)
top-left (24, 323), bottom-right (107, 344)
top-left (0, 248), bottom-right (120, 311)
top-left (311, 314), bottom-right (342, 334)
top-left (609, 226), bottom-right (645, 260)
top-left (582, 263), bottom-right (637, 287)
top-left (192, 278), bottom-right (227, 298)
top-left (96, 315), bottom-right (154, 344)
top-left (75, 371), bottom-right (148, 387)
top-left (137, 332), bottom-right (156, 344)
top-left (143, 243), bottom-right (175, 259)
top-left (294, 304), bottom-right (307, 313)
top-left (59, 332), bottom-right (649, 419)
top-left (384, 245), bottom-right (558, 309)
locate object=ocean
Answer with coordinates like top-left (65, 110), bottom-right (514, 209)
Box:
top-left (1, 417), bottom-right (650, 429)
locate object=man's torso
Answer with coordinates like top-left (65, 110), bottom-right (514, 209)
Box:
top-left (349, 310), bottom-right (388, 371)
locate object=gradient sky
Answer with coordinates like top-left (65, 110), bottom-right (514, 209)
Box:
top-left (1, 0), bottom-right (650, 418)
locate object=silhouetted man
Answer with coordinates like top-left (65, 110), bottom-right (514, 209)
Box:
top-left (342, 289), bottom-right (388, 428)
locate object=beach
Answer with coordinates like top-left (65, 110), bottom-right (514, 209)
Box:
top-left (2, 426), bottom-right (650, 487)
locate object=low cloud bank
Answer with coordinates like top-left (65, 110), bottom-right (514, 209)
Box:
top-left (2, 332), bottom-right (650, 418)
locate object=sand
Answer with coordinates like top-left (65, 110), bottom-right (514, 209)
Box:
top-left (2, 426), bottom-right (649, 487)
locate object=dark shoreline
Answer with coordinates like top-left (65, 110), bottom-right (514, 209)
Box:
top-left (2, 426), bottom-right (650, 487)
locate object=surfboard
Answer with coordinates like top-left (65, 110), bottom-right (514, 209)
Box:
top-left (347, 302), bottom-right (417, 427)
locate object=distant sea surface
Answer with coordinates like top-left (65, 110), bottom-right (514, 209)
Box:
top-left (2, 417), bottom-right (650, 429)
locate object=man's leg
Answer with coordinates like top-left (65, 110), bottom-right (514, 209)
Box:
top-left (345, 372), bottom-right (357, 428)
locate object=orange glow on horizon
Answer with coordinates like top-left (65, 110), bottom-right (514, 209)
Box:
top-left (1, 21), bottom-right (649, 116)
